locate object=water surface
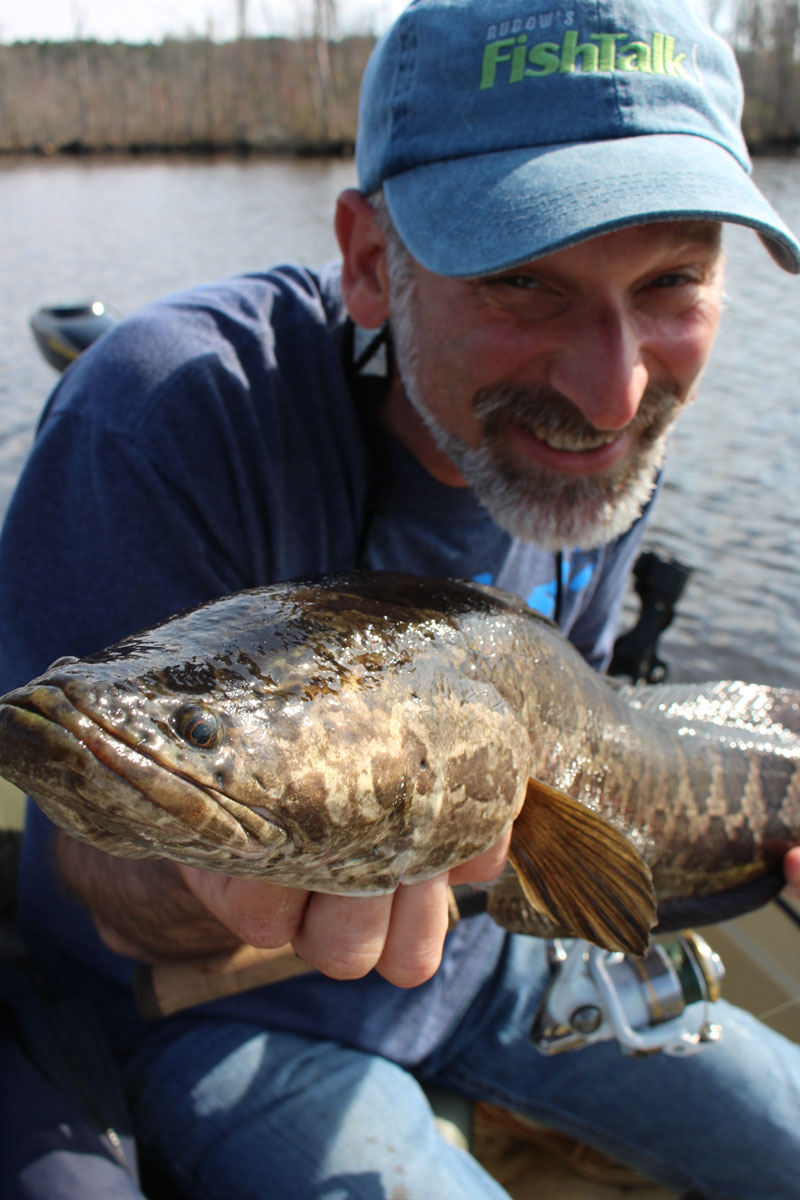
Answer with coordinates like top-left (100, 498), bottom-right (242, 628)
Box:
top-left (1, 154), bottom-right (799, 685)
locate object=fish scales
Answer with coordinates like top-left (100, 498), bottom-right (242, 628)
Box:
top-left (0, 572), bottom-right (798, 952)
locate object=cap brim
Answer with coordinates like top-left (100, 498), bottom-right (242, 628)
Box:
top-left (383, 133), bottom-right (800, 276)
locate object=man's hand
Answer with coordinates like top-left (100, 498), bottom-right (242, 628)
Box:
top-left (179, 831), bottom-right (512, 988)
top-left (784, 847), bottom-right (800, 901)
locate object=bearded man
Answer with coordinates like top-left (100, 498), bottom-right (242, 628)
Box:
top-left (2, 1), bottom-right (800, 1197)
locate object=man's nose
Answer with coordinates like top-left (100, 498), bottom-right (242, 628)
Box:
top-left (545, 304), bottom-right (650, 431)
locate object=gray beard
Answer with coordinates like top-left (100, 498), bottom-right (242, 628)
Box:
top-left (388, 283), bottom-right (683, 551)
top-left (419, 382), bottom-right (680, 550)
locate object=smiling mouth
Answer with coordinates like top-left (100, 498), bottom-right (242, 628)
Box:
top-left (531, 426), bottom-right (621, 453)
top-left (504, 421), bottom-right (632, 475)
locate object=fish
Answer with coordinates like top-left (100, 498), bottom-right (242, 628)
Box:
top-left (0, 572), bottom-right (798, 959)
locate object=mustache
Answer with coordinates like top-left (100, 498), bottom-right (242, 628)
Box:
top-left (473, 381), bottom-right (683, 444)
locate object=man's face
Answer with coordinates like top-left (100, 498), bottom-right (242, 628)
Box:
top-left (383, 221), bottom-right (724, 549)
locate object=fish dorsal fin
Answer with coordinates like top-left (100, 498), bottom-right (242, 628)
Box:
top-left (508, 778), bottom-right (656, 956)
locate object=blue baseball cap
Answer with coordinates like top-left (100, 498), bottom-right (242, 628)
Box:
top-left (356, 0), bottom-right (800, 275)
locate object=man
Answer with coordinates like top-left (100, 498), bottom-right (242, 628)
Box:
top-left (2, 0), bottom-right (800, 1196)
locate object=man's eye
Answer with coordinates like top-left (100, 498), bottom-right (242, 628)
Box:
top-left (493, 274), bottom-right (545, 290)
top-left (648, 271), bottom-right (697, 289)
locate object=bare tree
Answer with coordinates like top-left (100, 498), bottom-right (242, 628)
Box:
top-left (236, 0), bottom-right (249, 41)
top-left (312, 0), bottom-right (338, 141)
top-left (731, 0), bottom-right (800, 145)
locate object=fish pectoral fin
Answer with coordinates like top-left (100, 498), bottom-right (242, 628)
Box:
top-left (508, 778), bottom-right (656, 956)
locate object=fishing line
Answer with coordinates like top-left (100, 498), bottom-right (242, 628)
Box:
top-left (776, 895), bottom-right (800, 932)
top-left (755, 993), bottom-right (800, 1023)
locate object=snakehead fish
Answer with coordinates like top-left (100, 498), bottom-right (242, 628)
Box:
top-left (0, 573), bottom-right (798, 958)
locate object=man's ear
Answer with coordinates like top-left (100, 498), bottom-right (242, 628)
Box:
top-left (335, 189), bottom-right (392, 329)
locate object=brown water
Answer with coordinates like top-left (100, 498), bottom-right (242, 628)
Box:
top-left (1, 153), bottom-right (799, 685)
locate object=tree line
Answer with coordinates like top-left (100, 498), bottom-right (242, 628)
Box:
top-left (0, 2), bottom-right (799, 157)
top-left (0, 36), bottom-right (373, 155)
top-left (729, 0), bottom-right (800, 148)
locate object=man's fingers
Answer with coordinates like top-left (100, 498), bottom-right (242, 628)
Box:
top-left (292, 893), bottom-right (393, 979)
top-left (449, 829), bottom-right (512, 885)
top-left (179, 867), bottom-right (310, 948)
top-left (176, 829), bottom-right (512, 987)
top-left (376, 874), bottom-right (452, 987)
top-left (784, 847), bottom-right (800, 900)
top-left (292, 876), bottom-right (454, 985)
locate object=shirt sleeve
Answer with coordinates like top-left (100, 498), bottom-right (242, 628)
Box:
top-left (0, 329), bottom-right (268, 692)
top-left (0, 271), bottom-right (358, 694)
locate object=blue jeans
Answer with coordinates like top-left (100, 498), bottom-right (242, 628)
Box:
top-left (118, 935), bottom-right (800, 1200)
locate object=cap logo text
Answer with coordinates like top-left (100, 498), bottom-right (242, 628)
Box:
top-left (480, 30), bottom-right (693, 89)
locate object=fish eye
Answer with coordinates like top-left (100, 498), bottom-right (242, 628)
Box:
top-left (173, 705), bottom-right (222, 750)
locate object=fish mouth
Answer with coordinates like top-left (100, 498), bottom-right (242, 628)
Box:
top-left (0, 685), bottom-right (288, 869)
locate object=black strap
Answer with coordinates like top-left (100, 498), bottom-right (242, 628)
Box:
top-left (554, 550), bottom-right (564, 625)
top-left (342, 320), bottom-right (395, 568)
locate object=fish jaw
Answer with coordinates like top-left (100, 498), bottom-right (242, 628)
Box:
top-left (0, 685), bottom-right (288, 869)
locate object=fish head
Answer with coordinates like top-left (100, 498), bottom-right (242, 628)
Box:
top-left (0, 578), bottom-right (533, 890)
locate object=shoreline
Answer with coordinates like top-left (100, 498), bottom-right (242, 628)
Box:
top-left (1, 139), bottom-right (798, 161)
top-left (0, 139), bottom-right (358, 160)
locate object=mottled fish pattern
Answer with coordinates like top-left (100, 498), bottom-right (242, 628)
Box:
top-left (0, 573), bottom-right (798, 954)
